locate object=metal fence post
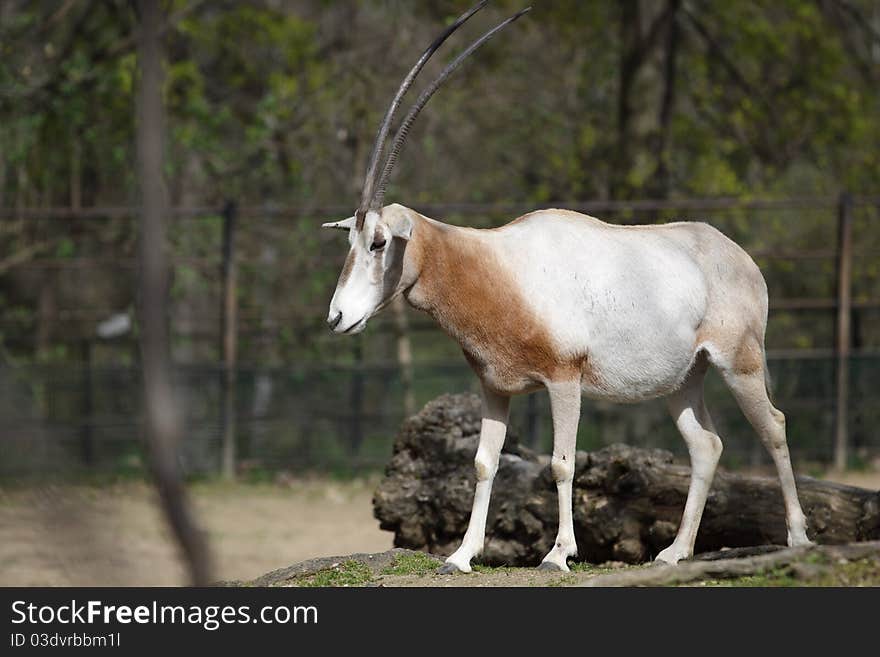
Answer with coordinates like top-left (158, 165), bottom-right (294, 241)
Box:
top-left (834, 192), bottom-right (853, 471)
top-left (349, 336), bottom-right (364, 452)
top-left (221, 200), bottom-right (239, 479)
top-left (393, 296), bottom-right (416, 417)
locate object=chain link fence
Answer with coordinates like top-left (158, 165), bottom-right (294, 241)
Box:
top-left (1, 195), bottom-right (878, 478)
top-left (1, 352), bottom-right (878, 478)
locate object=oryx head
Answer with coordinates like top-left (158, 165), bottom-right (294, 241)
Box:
top-left (324, 1), bottom-right (530, 335)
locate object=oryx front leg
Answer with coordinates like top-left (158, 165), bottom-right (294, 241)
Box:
top-left (538, 380), bottom-right (581, 572)
top-left (439, 387), bottom-right (509, 574)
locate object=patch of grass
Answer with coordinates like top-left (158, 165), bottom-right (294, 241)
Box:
top-left (382, 552), bottom-right (441, 576)
top-left (470, 561), bottom-right (634, 578)
top-left (472, 564), bottom-right (518, 575)
top-left (299, 560), bottom-right (374, 587)
top-left (570, 561), bottom-right (634, 575)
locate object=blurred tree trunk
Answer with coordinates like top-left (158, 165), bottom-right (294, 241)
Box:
top-left (614, 0), bottom-right (641, 199)
top-left (651, 0), bottom-right (680, 198)
top-left (69, 132), bottom-right (82, 210)
top-left (248, 241), bottom-right (279, 463)
top-left (614, 0), bottom-right (677, 199)
top-left (15, 158), bottom-right (26, 221)
top-left (135, 0), bottom-right (212, 586)
top-left (0, 149), bottom-right (6, 210)
top-left (36, 277), bottom-right (55, 361)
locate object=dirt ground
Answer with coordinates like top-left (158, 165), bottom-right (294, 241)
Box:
top-left (378, 550), bottom-right (880, 587)
top-left (242, 544), bottom-right (880, 587)
top-left (821, 469), bottom-right (880, 490)
top-left (1, 468), bottom-right (877, 587)
top-left (0, 477), bottom-right (391, 586)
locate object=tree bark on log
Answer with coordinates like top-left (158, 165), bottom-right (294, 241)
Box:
top-left (373, 394), bottom-right (880, 566)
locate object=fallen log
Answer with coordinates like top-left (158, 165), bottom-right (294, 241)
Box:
top-left (579, 541), bottom-right (880, 587)
top-left (373, 393), bottom-right (880, 566)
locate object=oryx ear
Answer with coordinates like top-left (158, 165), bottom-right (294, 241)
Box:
top-left (381, 204), bottom-right (415, 240)
top-left (321, 216), bottom-right (356, 231)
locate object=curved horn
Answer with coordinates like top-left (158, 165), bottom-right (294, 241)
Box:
top-left (358, 1), bottom-right (489, 224)
top-left (370, 7), bottom-right (531, 212)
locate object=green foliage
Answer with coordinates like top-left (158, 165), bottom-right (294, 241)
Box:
top-left (3, 1), bottom-right (877, 207)
top-left (166, 5), bottom-right (321, 199)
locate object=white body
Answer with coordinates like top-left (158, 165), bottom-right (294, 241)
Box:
top-left (325, 205), bottom-right (813, 571)
top-left (447, 211), bottom-right (757, 402)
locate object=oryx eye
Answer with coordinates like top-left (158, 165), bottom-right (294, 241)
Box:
top-left (370, 238), bottom-right (387, 252)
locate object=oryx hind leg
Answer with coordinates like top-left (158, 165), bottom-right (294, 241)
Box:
top-left (656, 355), bottom-right (722, 564)
top-left (708, 334), bottom-right (812, 547)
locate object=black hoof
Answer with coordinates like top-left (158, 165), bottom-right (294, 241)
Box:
top-left (437, 562), bottom-right (463, 575)
top-left (537, 561), bottom-right (564, 572)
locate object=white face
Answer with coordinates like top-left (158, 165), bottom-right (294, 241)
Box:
top-left (325, 208), bottom-right (411, 335)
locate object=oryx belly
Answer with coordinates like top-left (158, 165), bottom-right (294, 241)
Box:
top-left (493, 212), bottom-right (708, 402)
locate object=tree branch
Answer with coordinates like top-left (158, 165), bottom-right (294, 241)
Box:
top-left (0, 240), bottom-right (55, 275)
